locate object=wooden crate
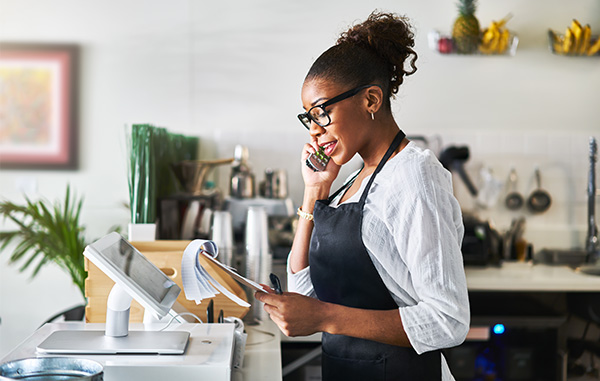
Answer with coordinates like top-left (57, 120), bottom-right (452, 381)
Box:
top-left (84, 240), bottom-right (249, 323)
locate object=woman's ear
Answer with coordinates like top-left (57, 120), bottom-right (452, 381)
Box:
top-left (364, 86), bottom-right (384, 114)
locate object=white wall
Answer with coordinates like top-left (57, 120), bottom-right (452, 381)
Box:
top-left (1, 0), bottom-right (599, 357)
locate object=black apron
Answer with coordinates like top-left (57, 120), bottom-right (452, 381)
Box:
top-left (309, 131), bottom-right (442, 381)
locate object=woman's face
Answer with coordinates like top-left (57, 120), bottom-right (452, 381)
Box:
top-left (300, 79), bottom-right (370, 166)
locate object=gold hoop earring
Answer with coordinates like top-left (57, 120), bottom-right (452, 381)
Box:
top-left (371, 112), bottom-right (375, 120)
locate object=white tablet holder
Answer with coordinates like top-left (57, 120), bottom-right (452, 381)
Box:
top-left (106, 283), bottom-right (134, 337)
top-left (105, 283), bottom-right (190, 337)
top-left (35, 233), bottom-right (191, 355)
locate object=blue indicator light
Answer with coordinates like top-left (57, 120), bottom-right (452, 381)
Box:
top-left (493, 324), bottom-right (505, 334)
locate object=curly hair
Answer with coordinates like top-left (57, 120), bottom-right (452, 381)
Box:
top-left (305, 11), bottom-right (418, 110)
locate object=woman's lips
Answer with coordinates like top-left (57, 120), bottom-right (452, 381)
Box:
top-left (321, 141), bottom-right (337, 157)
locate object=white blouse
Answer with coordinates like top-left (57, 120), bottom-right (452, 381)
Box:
top-left (287, 141), bottom-right (470, 381)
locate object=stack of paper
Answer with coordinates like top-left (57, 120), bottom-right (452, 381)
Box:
top-left (181, 240), bottom-right (267, 308)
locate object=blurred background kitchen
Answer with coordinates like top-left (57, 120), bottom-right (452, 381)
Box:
top-left (1, 0), bottom-right (599, 378)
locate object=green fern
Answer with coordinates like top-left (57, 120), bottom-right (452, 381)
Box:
top-left (0, 185), bottom-right (87, 299)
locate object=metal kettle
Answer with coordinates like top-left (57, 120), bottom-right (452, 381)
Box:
top-left (229, 145), bottom-right (256, 198)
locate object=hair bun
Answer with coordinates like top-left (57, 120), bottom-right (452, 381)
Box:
top-left (337, 11), bottom-right (417, 94)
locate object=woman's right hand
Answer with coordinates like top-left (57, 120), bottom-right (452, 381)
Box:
top-left (301, 138), bottom-right (340, 192)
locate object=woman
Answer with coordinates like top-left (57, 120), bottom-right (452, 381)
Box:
top-left (255, 11), bottom-right (470, 380)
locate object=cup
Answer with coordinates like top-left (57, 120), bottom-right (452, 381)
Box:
top-left (211, 211), bottom-right (234, 267)
top-left (245, 206), bottom-right (270, 261)
top-left (244, 206), bottom-right (271, 323)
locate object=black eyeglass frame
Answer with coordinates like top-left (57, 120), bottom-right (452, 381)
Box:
top-left (297, 84), bottom-right (380, 130)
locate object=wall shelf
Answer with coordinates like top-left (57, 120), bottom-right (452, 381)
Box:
top-left (428, 30), bottom-right (519, 56)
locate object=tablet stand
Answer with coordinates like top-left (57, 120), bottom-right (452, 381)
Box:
top-left (106, 283), bottom-right (133, 337)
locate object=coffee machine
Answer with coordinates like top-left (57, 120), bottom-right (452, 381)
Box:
top-left (223, 145), bottom-right (295, 260)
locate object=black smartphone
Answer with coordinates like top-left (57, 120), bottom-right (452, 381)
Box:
top-left (306, 147), bottom-right (330, 172)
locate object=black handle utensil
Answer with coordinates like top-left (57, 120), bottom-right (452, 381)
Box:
top-left (207, 299), bottom-right (214, 323)
top-left (270, 273), bottom-right (283, 295)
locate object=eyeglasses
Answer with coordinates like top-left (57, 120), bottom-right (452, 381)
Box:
top-left (297, 84), bottom-right (377, 130)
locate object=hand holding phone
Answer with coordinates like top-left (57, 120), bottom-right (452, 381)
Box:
top-left (305, 147), bottom-right (330, 172)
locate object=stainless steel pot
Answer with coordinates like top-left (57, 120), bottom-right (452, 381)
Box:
top-left (229, 145), bottom-right (256, 199)
top-left (0, 357), bottom-right (103, 380)
top-left (527, 168), bottom-right (552, 213)
top-left (505, 168), bottom-right (524, 210)
top-left (261, 168), bottom-right (288, 199)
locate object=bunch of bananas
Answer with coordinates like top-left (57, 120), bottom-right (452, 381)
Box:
top-left (479, 15), bottom-right (512, 54)
top-left (549, 19), bottom-right (600, 56)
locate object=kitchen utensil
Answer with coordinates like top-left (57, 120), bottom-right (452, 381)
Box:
top-left (270, 273), bottom-right (283, 295)
top-left (439, 146), bottom-right (478, 196)
top-left (0, 357), bottom-right (103, 380)
top-left (261, 168), bottom-right (288, 199)
top-left (211, 211), bottom-right (234, 267)
top-left (503, 217), bottom-right (526, 260)
top-left (207, 299), bottom-right (214, 323)
top-left (171, 158), bottom-right (234, 195)
top-left (505, 168), bottom-right (524, 210)
top-left (527, 168), bottom-right (552, 213)
top-left (230, 145), bottom-right (256, 198)
top-left (585, 136), bottom-right (598, 263)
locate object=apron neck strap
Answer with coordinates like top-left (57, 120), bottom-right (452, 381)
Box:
top-left (358, 130), bottom-right (405, 205)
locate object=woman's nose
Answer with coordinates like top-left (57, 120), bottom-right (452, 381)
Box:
top-left (309, 122), bottom-right (325, 137)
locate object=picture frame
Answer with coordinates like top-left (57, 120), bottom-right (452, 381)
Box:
top-left (0, 43), bottom-right (79, 170)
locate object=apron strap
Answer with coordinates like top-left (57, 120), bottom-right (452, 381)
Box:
top-left (358, 130), bottom-right (405, 205)
top-left (327, 165), bottom-right (363, 202)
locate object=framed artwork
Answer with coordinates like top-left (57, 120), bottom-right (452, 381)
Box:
top-left (0, 43), bottom-right (79, 169)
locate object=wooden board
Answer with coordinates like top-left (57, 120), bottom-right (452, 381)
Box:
top-left (84, 240), bottom-right (249, 323)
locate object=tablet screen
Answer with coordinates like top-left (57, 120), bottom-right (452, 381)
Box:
top-left (101, 238), bottom-right (177, 303)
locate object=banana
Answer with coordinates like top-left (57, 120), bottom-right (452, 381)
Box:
top-left (588, 36), bottom-right (600, 56)
top-left (479, 15), bottom-right (512, 54)
top-left (479, 21), bottom-right (500, 54)
top-left (563, 27), bottom-right (575, 54)
top-left (496, 13), bottom-right (513, 30)
top-left (548, 30), bottom-right (564, 54)
top-left (579, 24), bottom-right (592, 54)
top-left (479, 29), bottom-right (496, 54)
top-left (482, 22), bottom-right (498, 45)
top-left (553, 20), bottom-right (598, 56)
top-left (497, 29), bottom-right (510, 53)
top-left (571, 19), bottom-right (583, 53)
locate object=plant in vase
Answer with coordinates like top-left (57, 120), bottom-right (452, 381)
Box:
top-left (126, 124), bottom-right (199, 240)
top-left (0, 185), bottom-right (87, 300)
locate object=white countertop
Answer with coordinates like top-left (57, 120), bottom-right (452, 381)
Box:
top-left (465, 261), bottom-right (600, 292)
top-left (1, 321), bottom-right (282, 381)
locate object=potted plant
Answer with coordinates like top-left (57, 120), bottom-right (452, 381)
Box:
top-left (0, 185), bottom-right (88, 300)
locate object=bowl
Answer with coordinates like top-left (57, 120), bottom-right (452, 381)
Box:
top-left (0, 357), bottom-right (103, 380)
top-left (548, 29), bottom-right (600, 56)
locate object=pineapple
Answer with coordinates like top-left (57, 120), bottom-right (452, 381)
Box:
top-left (452, 0), bottom-right (481, 54)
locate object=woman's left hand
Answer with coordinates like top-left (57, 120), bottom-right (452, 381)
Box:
top-left (255, 291), bottom-right (328, 337)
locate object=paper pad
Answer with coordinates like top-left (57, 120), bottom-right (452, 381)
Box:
top-left (181, 240), bottom-right (267, 308)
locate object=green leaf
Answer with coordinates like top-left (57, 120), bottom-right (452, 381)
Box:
top-left (0, 186), bottom-right (89, 300)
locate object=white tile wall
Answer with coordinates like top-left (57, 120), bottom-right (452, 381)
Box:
top-left (444, 130), bottom-right (597, 251)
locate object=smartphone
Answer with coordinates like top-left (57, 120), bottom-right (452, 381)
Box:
top-left (306, 147), bottom-right (330, 172)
